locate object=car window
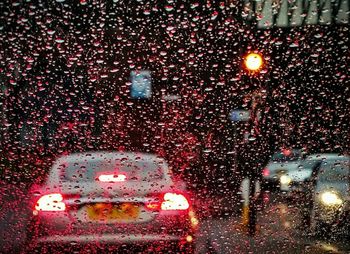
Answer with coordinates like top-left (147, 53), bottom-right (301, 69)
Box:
top-left (300, 160), bottom-right (320, 169)
top-left (318, 160), bottom-right (350, 182)
top-left (60, 159), bottom-right (164, 182)
top-left (271, 151), bottom-right (301, 162)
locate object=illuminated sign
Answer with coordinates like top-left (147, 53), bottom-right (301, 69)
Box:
top-left (130, 70), bottom-right (152, 99)
top-left (229, 109), bottom-right (251, 122)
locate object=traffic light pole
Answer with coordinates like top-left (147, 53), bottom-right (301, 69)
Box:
top-left (248, 177), bottom-right (257, 236)
top-left (240, 43), bottom-right (265, 236)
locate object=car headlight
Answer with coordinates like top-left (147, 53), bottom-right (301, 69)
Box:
top-left (280, 175), bottom-right (292, 185)
top-left (320, 191), bottom-right (343, 206)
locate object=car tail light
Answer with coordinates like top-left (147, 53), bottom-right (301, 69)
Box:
top-left (161, 193), bottom-right (189, 210)
top-left (262, 168), bottom-right (270, 177)
top-left (35, 193), bottom-right (66, 211)
top-left (146, 193), bottom-right (190, 211)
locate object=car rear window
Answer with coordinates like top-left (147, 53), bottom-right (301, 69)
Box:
top-left (300, 160), bottom-right (320, 170)
top-left (271, 150), bottom-right (301, 162)
top-left (60, 159), bottom-right (164, 182)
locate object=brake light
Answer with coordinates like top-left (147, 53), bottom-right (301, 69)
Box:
top-left (161, 193), bottom-right (189, 210)
top-left (98, 174), bottom-right (126, 182)
top-left (145, 193), bottom-right (190, 211)
top-left (262, 168), bottom-right (270, 177)
top-left (35, 193), bottom-right (66, 211)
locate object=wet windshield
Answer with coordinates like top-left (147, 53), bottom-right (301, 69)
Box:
top-left (0, 1), bottom-right (349, 253)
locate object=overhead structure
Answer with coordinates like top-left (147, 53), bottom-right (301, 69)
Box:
top-left (241, 0), bottom-right (349, 28)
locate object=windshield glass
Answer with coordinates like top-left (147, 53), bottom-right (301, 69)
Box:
top-left (0, 1), bottom-right (349, 253)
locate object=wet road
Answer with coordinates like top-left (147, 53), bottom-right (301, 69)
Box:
top-left (1, 184), bottom-right (349, 253)
top-left (196, 193), bottom-right (350, 253)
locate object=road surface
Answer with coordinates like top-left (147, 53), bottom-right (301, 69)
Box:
top-left (1, 183), bottom-right (349, 253)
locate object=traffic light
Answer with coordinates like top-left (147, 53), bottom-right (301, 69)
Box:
top-left (243, 52), bottom-right (264, 73)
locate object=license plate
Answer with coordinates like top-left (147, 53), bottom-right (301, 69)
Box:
top-left (86, 203), bottom-right (140, 221)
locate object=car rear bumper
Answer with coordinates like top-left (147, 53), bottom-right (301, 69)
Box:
top-left (27, 233), bottom-right (195, 253)
top-left (36, 233), bottom-right (186, 244)
top-left (27, 212), bottom-right (197, 251)
top-left (342, 200), bottom-right (350, 212)
top-left (261, 178), bottom-right (281, 191)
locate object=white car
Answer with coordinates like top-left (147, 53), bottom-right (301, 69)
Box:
top-left (26, 151), bottom-right (198, 253)
top-left (308, 154), bottom-right (349, 235)
top-left (261, 149), bottom-right (305, 191)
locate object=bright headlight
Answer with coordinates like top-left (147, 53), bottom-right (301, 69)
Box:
top-left (321, 191), bottom-right (343, 206)
top-left (280, 175), bottom-right (292, 185)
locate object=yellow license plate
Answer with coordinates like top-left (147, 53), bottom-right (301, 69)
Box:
top-left (87, 203), bottom-right (140, 221)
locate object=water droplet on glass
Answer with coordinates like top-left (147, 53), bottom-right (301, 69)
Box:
top-left (165, 5), bottom-right (174, 12)
top-left (55, 38), bottom-right (65, 43)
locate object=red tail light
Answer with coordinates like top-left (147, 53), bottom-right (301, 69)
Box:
top-left (262, 168), bottom-right (270, 177)
top-left (146, 193), bottom-right (190, 211)
top-left (35, 193), bottom-right (66, 211)
top-left (161, 193), bottom-right (189, 210)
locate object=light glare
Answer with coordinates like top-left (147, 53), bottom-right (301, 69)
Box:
top-left (35, 193), bottom-right (66, 211)
top-left (98, 174), bottom-right (126, 182)
top-left (280, 175), bottom-right (292, 185)
top-left (244, 53), bottom-right (263, 71)
top-left (321, 191), bottom-right (343, 206)
top-left (161, 193), bottom-right (189, 210)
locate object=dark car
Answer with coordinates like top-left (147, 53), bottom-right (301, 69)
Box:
top-left (261, 149), bottom-right (305, 191)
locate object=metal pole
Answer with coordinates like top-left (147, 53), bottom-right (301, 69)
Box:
top-left (248, 177), bottom-right (257, 236)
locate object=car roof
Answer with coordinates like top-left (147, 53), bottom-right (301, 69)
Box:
top-left (305, 153), bottom-right (349, 161)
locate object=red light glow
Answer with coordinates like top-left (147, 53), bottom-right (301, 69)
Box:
top-left (282, 149), bottom-right (292, 156)
top-left (262, 168), bottom-right (270, 177)
top-left (35, 193), bottom-right (66, 211)
top-left (161, 193), bottom-right (189, 210)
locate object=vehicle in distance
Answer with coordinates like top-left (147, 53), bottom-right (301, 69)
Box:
top-left (26, 151), bottom-right (198, 253)
top-left (308, 154), bottom-right (349, 235)
top-left (291, 153), bottom-right (345, 194)
top-left (261, 148), bottom-right (305, 191)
